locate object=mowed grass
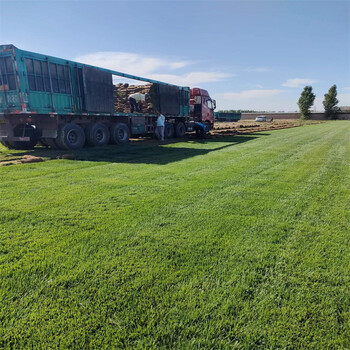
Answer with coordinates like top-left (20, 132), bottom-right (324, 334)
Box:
top-left (0, 121), bottom-right (349, 349)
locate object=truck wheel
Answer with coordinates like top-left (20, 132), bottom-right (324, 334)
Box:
top-left (175, 122), bottom-right (186, 138)
top-left (204, 121), bottom-right (211, 131)
top-left (58, 123), bottom-right (86, 150)
top-left (10, 124), bottom-right (39, 150)
top-left (86, 123), bottom-right (110, 147)
top-left (110, 123), bottom-right (130, 144)
top-left (164, 123), bottom-right (175, 139)
top-left (196, 127), bottom-right (205, 139)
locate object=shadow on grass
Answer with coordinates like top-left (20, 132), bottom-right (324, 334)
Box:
top-left (5, 133), bottom-right (270, 165)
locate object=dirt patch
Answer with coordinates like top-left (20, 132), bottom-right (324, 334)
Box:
top-left (20, 155), bottom-right (44, 163)
top-left (210, 120), bottom-right (324, 137)
top-left (0, 160), bottom-right (21, 166)
top-left (0, 154), bottom-right (45, 166)
top-left (57, 154), bottom-right (75, 160)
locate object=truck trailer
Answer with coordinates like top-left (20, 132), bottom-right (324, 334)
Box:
top-left (0, 45), bottom-right (216, 150)
top-left (214, 112), bottom-right (241, 122)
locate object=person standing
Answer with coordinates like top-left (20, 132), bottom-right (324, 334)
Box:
top-left (156, 111), bottom-right (166, 141)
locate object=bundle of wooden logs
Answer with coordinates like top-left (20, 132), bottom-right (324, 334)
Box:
top-left (114, 83), bottom-right (156, 113)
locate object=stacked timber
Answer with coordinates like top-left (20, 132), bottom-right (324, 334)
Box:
top-left (114, 83), bottom-right (156, 113)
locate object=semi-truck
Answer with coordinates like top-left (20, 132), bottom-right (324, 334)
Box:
top-left (0, 44), bottom-right (216, 150)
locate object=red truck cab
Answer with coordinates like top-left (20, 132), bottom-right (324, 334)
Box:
top-left (190, 88), bottom-right (216, 129)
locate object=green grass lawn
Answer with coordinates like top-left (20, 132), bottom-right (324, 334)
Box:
top-left (1, 121), bottom-right (349, 349)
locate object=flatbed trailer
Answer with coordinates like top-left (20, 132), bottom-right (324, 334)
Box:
top-left (0, 45), bottom-right (215, 150)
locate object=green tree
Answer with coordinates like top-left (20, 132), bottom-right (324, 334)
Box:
top-left (298, 86), bottom-right (316, 120)
top-left (323, 85), bottom-right (340, 119)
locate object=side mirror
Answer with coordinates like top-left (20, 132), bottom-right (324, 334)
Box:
top-left (212, 100), bottom-right (216, 109)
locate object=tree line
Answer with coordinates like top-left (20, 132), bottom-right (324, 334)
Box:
top-left (298, 85), bottom-right (340, 120)
top-left (219, 85), bottom-right (343, 119)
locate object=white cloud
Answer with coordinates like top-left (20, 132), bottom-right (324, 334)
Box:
top-left (146, 72), bottom-right (232, 86)
top-left (282, 78), bottom-right (317, 88)
top-left (222, 89), bottom-right (284, 99)
top-left (74, 51), bottom-right (231, 86)
top-left (74, 51), bottom-right (192, 77)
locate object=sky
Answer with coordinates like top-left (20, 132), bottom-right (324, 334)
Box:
top-left (0, 0), bottom-right (349, 112)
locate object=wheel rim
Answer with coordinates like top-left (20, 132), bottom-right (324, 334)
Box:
top-left (118, 129), bottom-right (126, 141)
top-left (96, 129), bottom-right (104, 142)
top-left (67, 130), bottom-right (78, 144)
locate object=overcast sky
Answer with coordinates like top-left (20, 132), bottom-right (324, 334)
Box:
top-left (0, 0), bottom-right (349, 111)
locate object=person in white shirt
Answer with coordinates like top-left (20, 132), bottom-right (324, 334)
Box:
top-left (128, 92), bottom-right (150, 113)
top-left (156, 111), bottom-right (166, 141)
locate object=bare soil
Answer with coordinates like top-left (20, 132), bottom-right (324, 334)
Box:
top-left (210, 119), bottom-right (324, 137)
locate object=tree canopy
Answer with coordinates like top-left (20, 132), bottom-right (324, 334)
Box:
top-left (323, 85), bottom-right (340, 119)
top-left (298, 86), bottom-right (316, 119)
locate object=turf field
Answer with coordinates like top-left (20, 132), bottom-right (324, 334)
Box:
top-left (0, 121), bottom-right (349, 348)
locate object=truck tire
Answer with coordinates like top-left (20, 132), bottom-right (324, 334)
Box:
top-left (110, 123), bottom-right (130, 144)
top-left (196, 126), bottom-right (205, 139)
top-left (9, 124), bottom-right (39, 150)
top-left (175, 122), bottom-right (186, 138)
top-left (58, 123), bottom-right (86, 150)
top-left (204, 121), bottom-right (211, 131)
top-left (85, 122), bottom-right (110, 147)
top-left (164, 123), bottom-right (175, 139)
